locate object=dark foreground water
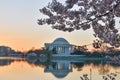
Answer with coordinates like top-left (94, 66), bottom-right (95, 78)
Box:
top-left (0, 57), bottom-right (120, 80)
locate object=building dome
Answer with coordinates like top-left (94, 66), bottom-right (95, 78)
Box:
top-left (52, 38), bottom-right (69, 45)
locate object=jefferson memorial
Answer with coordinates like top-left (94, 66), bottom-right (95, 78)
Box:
top-left (45, 38), bottom-right (74, 55)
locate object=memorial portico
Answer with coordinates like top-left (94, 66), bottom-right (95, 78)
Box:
top-left (45, 38), bottom-right (74, 55)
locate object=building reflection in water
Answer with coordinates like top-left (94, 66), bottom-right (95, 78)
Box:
top-left (0, 59), bottom-right (13, 66)
top-left (0, 57), bottom-right (120, 80)
top-left (0, 57), bottom-right (26, 67)
top-left (44, 61), bottom-right (72, 78)
top-left (27, 58), bottom-right (120, 79)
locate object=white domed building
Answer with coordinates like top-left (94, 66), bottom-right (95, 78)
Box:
top-left (45, 38), bottom-right (74, 55)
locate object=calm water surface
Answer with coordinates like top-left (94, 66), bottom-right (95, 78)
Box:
top-left (0, 57), bottom-right (120, 80)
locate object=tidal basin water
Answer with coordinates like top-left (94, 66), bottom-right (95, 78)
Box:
top-left (0, 57), bottom-right (120, 80)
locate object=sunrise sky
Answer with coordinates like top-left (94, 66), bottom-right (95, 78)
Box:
top-left (0, 0), bottom-right (97, 51)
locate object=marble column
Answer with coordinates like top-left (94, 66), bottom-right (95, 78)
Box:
top-left (64, 46), bottom-right (65, 53)
top-left (62, 46), bottom-right (63, 53)
top-left (57, 46), bottom-right (58, 54)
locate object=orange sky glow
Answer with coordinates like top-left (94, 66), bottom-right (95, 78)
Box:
top-left (0, 0), bottom-right (119, 52)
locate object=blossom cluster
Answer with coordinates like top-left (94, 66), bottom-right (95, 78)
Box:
top-left (38, 0), bottom-right (120, 47)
